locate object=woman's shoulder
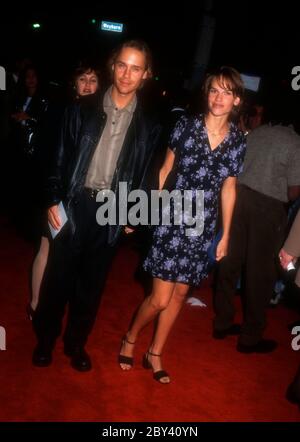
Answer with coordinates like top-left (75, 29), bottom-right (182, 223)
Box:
top-left (175, 113), bottom-right (201, 131)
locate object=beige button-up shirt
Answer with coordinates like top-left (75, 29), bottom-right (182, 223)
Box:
top-left (85, 86), bottom-right (137, 190)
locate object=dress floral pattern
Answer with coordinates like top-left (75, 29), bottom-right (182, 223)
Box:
top-left (143, 114), bottom-right (246, 286)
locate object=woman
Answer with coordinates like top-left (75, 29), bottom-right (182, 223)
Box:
top-left (71, 63), bottom-right (101, 98)
top-left (11, 65), bottom-right (48, 155)
top-left (119, 66), bottom-right (246, 383)
top-left (27, 63), bottom-right (101, 319)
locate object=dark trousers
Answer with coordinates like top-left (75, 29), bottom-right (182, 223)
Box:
top-left (33, 190), bottom-right (117, 350)
top-left (213, 185), bottom-right (286, 345)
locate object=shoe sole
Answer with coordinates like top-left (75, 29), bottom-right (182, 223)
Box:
top-left (70, 361), bottom-right (92, 372)
top-left (32, 358), bottom-right (52, 367)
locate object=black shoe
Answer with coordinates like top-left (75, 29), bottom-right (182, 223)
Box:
top-left (286, 366), bottom-right (300, 405)
top-left (64, 347), bottom-right (92, 372)
top-left (32, 345), bottom-right (52, 367)
top-left (286, 382), bottom-right (300, 405)
top-left (237, 339), bottom-right (278, 354)
top-left (213, 324), bottom-right (241, 340)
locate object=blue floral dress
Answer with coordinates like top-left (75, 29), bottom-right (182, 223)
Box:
top-left (143, 114), bottom-right (246, 286)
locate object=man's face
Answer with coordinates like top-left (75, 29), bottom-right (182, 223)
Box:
top-left (112, 47), bottom-right (148, 96)
top-left (207, 77), bottom-right (240, 117)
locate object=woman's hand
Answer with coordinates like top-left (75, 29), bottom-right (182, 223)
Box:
top-left (124, 226), bottom-right (135, 234)
top-left (215, 236), bottom-right (229, 261)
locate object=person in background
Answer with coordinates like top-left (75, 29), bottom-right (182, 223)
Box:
top-left (279, 209), bottom-right (300, 405)
top-left (9, 65), bottom-right (48, 239)
top-left (11, 65), bottom-right (48, 156)
top-left (213, 115), bottom-right (300, 352)
top-left (70, 62), bottom-right (101, 98)
top-left (27, 63), bottom-right (101, 320)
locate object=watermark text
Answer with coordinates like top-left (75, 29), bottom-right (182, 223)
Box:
top-left (95, 183), bottom-right (204, 237)
top-left (291, 325), bottom-right (300, 351)
top-left (0, 326), bottom-right (6, 350)
top-left (0, 66), bottom-right (6, 90)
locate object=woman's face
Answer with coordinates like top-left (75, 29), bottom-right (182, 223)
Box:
top-left (75, 70), bottom-right (99, 97)
top-left (207, 77), bottom-right (240, 118)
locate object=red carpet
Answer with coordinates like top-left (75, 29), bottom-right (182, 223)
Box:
top-left (0, 215), bottom-right (299, 422)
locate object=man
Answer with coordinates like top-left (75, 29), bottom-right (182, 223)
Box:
top-left (32, 40), bottom-right (161, 371)
top-left (213, 121), bottom-right (300, 353)
top-left (279, 209), bottom-right (300, 404)
top-left (279, 208), bottom-right (300, 287)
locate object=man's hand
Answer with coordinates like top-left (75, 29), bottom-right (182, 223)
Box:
top-left (48, 205), bottom-right (61, 230)
top-left (279, 248), bottom-right (296, 270)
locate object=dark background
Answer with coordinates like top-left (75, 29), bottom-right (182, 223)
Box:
top-left (1, 2), bottom-right (300, 118)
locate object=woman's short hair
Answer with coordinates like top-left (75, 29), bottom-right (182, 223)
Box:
top-left (203, 66), bottom-right (244, 118)
top-left (71, 62), bottom-right (101, 86)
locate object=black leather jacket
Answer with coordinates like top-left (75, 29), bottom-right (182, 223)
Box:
top-left (45, 91), bottom-right (162, 245)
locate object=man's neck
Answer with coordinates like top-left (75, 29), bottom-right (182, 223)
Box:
top-left (111, 86), bottom-right (136, 109)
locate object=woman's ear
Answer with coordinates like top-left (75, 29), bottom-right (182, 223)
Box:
top-left (234, 96), bottom-right (241, 107)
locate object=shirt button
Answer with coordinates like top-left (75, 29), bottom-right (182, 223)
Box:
top-left (112, 121), bottom-right (115, 124)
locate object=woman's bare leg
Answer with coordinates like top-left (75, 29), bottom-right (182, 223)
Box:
top-left (119, 278), bottom-right (175, 370)
top-left (31, 236), bottom-right (49, 310)
top-left (147, 282), bottom-right (189, 381)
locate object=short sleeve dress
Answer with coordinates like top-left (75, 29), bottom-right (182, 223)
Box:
top-left (143, 113), bottom-right (246, 286)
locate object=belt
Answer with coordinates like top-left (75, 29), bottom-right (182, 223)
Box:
top-left (84, 187), bottom-right (108, 199)
top-left (238, 184), bottom-right (284, 205)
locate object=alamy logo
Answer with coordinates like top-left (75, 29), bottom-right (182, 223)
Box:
top-left (291, 326), bottom-right (300, 351)
top-left (95, 182), bottom-right (205, 237)
top-left (0, 66), bottom-right (6, 90)
top-left (291, 66), bottom-right (300, 91)
top-left (0, 326), bottom-right (6, 350)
